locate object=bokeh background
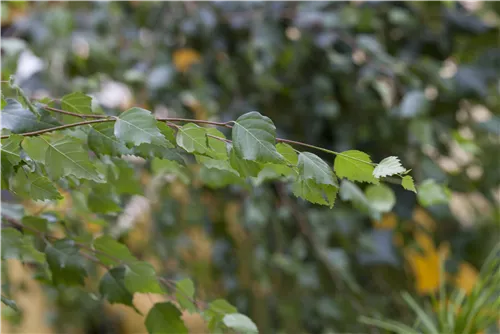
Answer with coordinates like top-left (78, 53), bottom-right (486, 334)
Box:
top-left (1, 1), bottom-right (499, 333)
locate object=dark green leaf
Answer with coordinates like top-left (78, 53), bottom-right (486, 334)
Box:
top-left (12, 168), bottom-right (63, 201)
top-left (229, 147), bottom-right (262, 177)
top-left (45, 239), bottom-right (88, 286)
top-left (22, 136), bottom-right (49, 163)
top-left (176, 123), bottom-right (209, 154)
top-left (99, 267), bottom-right (134, 307)
top-left (1, 98), bottom-right (60, 133)
top-left (124, 261), bottom-right (163, 293)
top-left (1, 228), bottom-right (46, 264)
top-left (88, 122), bottom-right (131, 157)
top-left (145, 302), bottom-right (188, 334)
top-left (1, 134), bottom-right (23, 165)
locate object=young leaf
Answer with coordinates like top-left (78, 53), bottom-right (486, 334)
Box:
top-left (145, 302), bottom-right (188, 334)
top-left (1, 98), bottom-right (60, 133)
top-left (124, 261), bottom-right (163, 294)
top-left (12, 168), bottom-right (63, 201)
top-left (402, 175), bottom-right (417, 193)
top-left (114, 107), bottom-right (167, 147)
top-left (223, 313), bottom-right (259, 334)
top-left (297, 152), bottom-right (337, 187)
top-left (417, 179), bottom-right (451, 207)
top-left (93, 235), bottom-right (137, 266)
top-left (88, 122), bottom-right (131, 157)
top-left (45, 239), bottom-right (88, 286)
top-left (45, 137), bottom-right (102, 182)
top-left (276, 143), bottom-right (298, 165)
top-left (176, 123), bottom-right (209, 154)
top-left (365, 184), bottom-right (396, 212)
top-left (373, 156), bottom-right (406, 178)
top-left (206, 128), bottom-right (229, 160)
top-left (334, 150), bottom-right (379, 184)
top-left (232, 111), bottom-right (283, 163)
top-left (61, 92), bottom-right (92, 114)
top-left (175, 278), bottom-right (196, 313)
top-left (1, 134), bottom-right (23, 165)
top-left (99, 267), bottom-right (134, 307)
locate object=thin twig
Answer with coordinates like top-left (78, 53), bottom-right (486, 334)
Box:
top-left (0, 119), bottom-right (115, 139)
top-left (44, 106), bottom-right (109, 119)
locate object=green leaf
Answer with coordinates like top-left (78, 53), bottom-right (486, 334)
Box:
top-left (373, 156), bottom-right (406, 178)
top-left (232, 111), bottom-right (283, 163)
top-left (108, 159), bottom-right (142, 195)
top-left (223, 313), bottom-right (259, 334)
top-left (176, 123), bottom-right (209, 154)
top-left (151, 158), bottom-right (190, 184)
top-left (12, 168), bottom-right (63, 201)
top-left (93, 235), bottom-right (137, 266)
top-left (1, 295), bottom-right (19, 312)
top-left (88, 182), bottom-right (121, 214)
top-left (339, 180), bottom-right (380, 220)
top-left (199, 166), bottom-right (245, 189)
top-left (156, 122), bottom-right (176, 146)
top-left (197, 156), bottom-right (239, 176)
top-left (45, 137), bottom-right (102, 181)
top-left (205, 299), bottom-right (239, 333)
top-left (334, 150), bottom-right (379, 184)
top-left (145, 302), bottom-right (188, 334)
top-left (292, 178), bottom-right (338, 208)
top-left (1, 134), bottom-right (23, 165)
top-left (1, 228), bottom-right (46, 264)
top-left (1, 98), bottom-right (60, 133)
top-left (176, 278), bottom-right (196, 313)
top-left (297, 152), bottom-right (337, 187)
top-left (206, 128), bottom-right (229, 160)
top-left (276, 143), bottom-right (298, 165)
top-left (22, 136), bottom-right (49, 163)
top-left (365, 184), bottom-right (396, 212)
top-left (21, 216), bottom-right (49, 234)
top-left (132, 144), bottom-right (185, 163)
top-left (88, 122), bottom-right (131, 157)
top-left (124, 261), bottom-right (163, 294)
top-left (99, 267), bottom-right (134, 307)
top-left (45, 239), bottom-right (88, 286)
top-left (61, 92), bottom-right (92, 114)
top-left (114, 107), bottom-right (167, 147)
top-left (229, 147), bottom-right (262, 177)
top-left (402, 175), bottom-right (417, 193)
top-left (417, 180), bottom-right (451, 207)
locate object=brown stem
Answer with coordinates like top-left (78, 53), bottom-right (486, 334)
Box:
top-left (44, 106), bottom-right (109, 119)
top-left (0, 119), bottom-right (115, 139)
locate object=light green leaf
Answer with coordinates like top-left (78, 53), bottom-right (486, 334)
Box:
top-left (292, 178), bottom-right (338, 208)
top-left (276, 143), bottom-right (298, 165)
top-left (99, 267), bottom-right (134, 307)
top-left (156, 122), bottom-right (176, 146)
top-left (61, 92), bottom-right (92, 114)
top-left (206, 128), bottom-right (229, 160)
top-left (93, 235), bottom-right (137, 266)
top-left (114, 107), bottom-right (167, 147)
top-left (108, 159), bottom-right (142, 195)
top-left (176, 278), bottom-right (196, 313)
top-left (1, 134), bottom-right (23, 165)
top-left (402, 175), bottom-right (417, 193)
top-left (334, 150), bottom-right (379, 184)
top-left (88, 182), bottom-right (121, 214)
top-left (88, 122), bottom-right (131, 157)
top-left (22, 136), bottom-right (49, 163)
top-left (124, 261), bottom-right (163, 294)
top-left (145, 302), bottom-right (188, 334)
top-left (417, 180), bottom-right (451, 207)
top-left (297, 152), bottom-right (337, 187)
top-left (340, 180), bottom-right (380, 220)
top-left (151, 158), bottom-right (190, 184)
top-left (45, 239), bottom-right (88, 286)
top-left (205, 299), bottom-right (239, 333)
top-left (176, 123), bottom-right (209, 154)
top-left (232, 111), bottom-right (283, 163)
top-left (197, 156), bottom-right (239, 176)
top-left (12, 168), bottom-right (63, 201)
top-left (45, 137), bottom-right (102, 181)
top-left (365, 184), bottom-right (396, 212)
top-left (373, 156), bottom-right (406, 178)
top-left (1, 228), bottom-right (46, 264)
top-left (199, 166), bottom-right (245, 189)
top-left (223, 313), bottom-right (258, 334)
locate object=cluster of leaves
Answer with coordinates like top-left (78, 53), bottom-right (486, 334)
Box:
top-left (1, 84), bottom-right (417, 332)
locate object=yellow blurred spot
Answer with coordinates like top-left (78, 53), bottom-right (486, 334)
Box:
top-left (455, 262), bottom-right (478, 293)
top-left (374, 212), bottom-right (397, 229)
top-left (413, 207), bottom-right (436, 232)
top-left (173, 48), bottom-right (201, 72)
